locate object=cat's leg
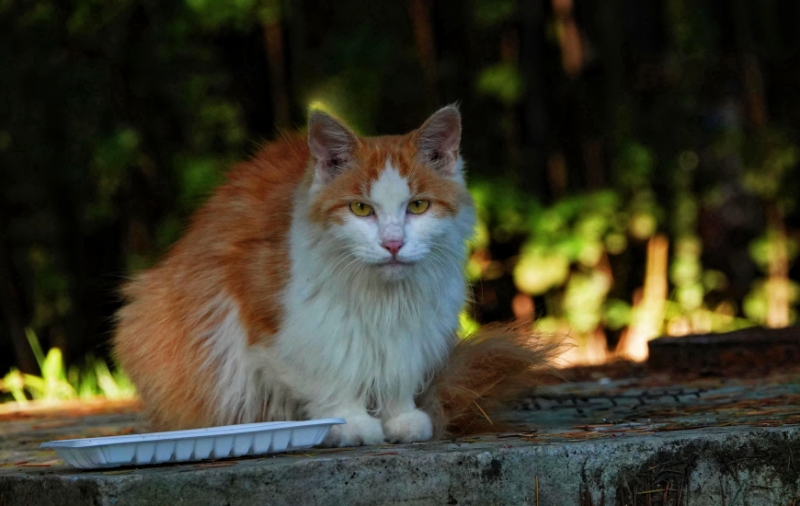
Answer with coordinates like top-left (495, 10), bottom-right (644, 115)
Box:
top-left (381, 398), bottom-right (433, 443)
top-left (311, 401), bottom-right (385, 447)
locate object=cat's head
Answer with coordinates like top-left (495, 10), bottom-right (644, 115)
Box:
top-left (304, 105), bottom-right (475, 281)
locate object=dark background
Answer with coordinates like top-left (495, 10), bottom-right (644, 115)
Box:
top-left (1, 0), bottom-right (799, 374)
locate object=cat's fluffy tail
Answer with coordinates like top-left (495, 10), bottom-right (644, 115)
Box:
top-left (420, 322), bottom-right (560, 437)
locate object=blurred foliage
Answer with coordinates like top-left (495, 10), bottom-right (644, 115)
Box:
top-left (0, 329), bottom-right (135, 403)
top-left (477, 63), bottom-right (524, 105)
top-left (470, 179), bottom-right (756, 357)
top-left (2, 0), bottom-right (800, 387)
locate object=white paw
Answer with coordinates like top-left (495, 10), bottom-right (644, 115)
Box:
top-left (383, 409), bottom-right (433, 443)
top-left (323, 413), bottom-right (385, 447)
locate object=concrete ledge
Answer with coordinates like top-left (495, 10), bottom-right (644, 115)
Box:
top-left (2, 426), bottom-right (800, 505)
top-left (3, 363), bottom-right (800, 505)
top-left (648, 325), bottom-right (800, 373)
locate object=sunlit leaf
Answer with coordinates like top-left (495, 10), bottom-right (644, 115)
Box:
top-left (514, 251), bottom-right (570, 295)
top-left (604, 299), bottom-right (632, 330)
top-left (629, 212), bottom-right (657, 240)
top-left (477, 63), bottom-right (524, 105)
top-left (458, 312), bottom-right (481, 338)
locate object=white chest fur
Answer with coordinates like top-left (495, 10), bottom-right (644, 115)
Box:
top-left (276, 204), bottom-right (471, 416)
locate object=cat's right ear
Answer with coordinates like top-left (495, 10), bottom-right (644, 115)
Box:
top-left (414, 105), bottom-right (461, 177)
top-left (308, 111), bottom-right (358, 186)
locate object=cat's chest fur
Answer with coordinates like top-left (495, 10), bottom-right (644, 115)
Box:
top-left (274, 207), bottom-right (465, 411)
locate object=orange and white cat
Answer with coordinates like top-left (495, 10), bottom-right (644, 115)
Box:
top-left (114, 106), bottom-right (550, 446)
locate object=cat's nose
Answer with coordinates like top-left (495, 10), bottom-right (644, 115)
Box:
top-left (382, 240), bottom-right (404, 256)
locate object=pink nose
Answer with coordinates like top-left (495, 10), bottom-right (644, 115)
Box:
top-left (382, 240), bottom-right (404, 256)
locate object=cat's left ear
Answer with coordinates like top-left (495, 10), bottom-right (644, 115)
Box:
top-left (414, 105), bottom-right (461, 176)
top-left (308, 110), bottom-right (359, 185)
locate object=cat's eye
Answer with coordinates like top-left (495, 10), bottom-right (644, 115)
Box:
top-left (407, 200), bottom-right (430, 214)
top-left (349, 201), bottom-right (374, 217)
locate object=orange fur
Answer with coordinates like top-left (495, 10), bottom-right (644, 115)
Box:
top-left (307, 134), bottom-right (465, 224)
top-left (114, 137), bottom-right (309, 428)
top-left (420, 322), bottom-right (559, 437)
top-left (114, 111), bottom-right (554, 435)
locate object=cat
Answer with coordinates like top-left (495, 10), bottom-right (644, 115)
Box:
top-left (113, 105), bottom-right (552, 446)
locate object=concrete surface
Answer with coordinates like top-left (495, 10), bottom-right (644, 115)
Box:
top-left (2, 368), bottom-right (800, 505)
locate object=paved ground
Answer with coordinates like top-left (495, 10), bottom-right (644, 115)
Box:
top-left (2, 361), bottom-right (800, 505)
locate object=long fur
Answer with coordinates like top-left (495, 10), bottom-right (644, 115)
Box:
top-left (113, 106), bottom-right (555, 446)
top-left (420, 322), bottom-right (559, 437)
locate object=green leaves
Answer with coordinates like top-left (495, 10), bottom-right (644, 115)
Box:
top-left (514, 252), bottom-right (570, 296)
top-left (184, 0), bottom-right (280, 29)
top-left (0, 329), bottom-right (136, 403)
top-left (477, 63), bottom-right (524, 106)
top-left (85, 128), bottom-right (142, 223)
top-left (741, 129), bottom-right (799, 203)
top-left (472, 0), bottom-right (517, 27)
top-left (176, 155), bottom-right (226, 208)
top-left (0, 369), bottom-right (28, 403)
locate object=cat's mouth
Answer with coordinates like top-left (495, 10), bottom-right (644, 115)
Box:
top-left (377, 258), bottom-right (414, 267)
top-left (374, 258), bottom-right (415, 279)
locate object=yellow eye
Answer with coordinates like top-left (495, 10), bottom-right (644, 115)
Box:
top-left (407, 200), bottom-right (430, 214)
top-left (349, 201), bottom-right (374, 217)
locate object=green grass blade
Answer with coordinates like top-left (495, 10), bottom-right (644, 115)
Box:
top-left (24, 328), bottom-right (46, 372)
top-left (95, 359), bottom-right (121, 399)
top-left (1, 369), bottom-right (29, 403)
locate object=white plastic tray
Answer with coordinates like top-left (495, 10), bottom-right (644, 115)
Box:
top-left (40, 418), bottom-right (346, 469)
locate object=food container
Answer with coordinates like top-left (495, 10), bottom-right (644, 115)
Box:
top-left (40, 418), bottom-right (346, 469)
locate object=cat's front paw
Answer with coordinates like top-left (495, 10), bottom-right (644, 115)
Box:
top-left (323, 413), bottom-right (385, 447)
top-left (383, 409), bottom-right (433, 443)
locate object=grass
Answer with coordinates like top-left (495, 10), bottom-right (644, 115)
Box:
top-left (0, 328), bottom-right (136, 404)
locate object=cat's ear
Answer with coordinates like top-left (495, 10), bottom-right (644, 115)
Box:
top-left (415, 105), bottom-right (461, 176)
top-left (308, 110), bottom-right (358, 185)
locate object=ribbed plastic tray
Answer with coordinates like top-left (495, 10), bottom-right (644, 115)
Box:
top-left (40, 418), bottom-right (346, 469)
